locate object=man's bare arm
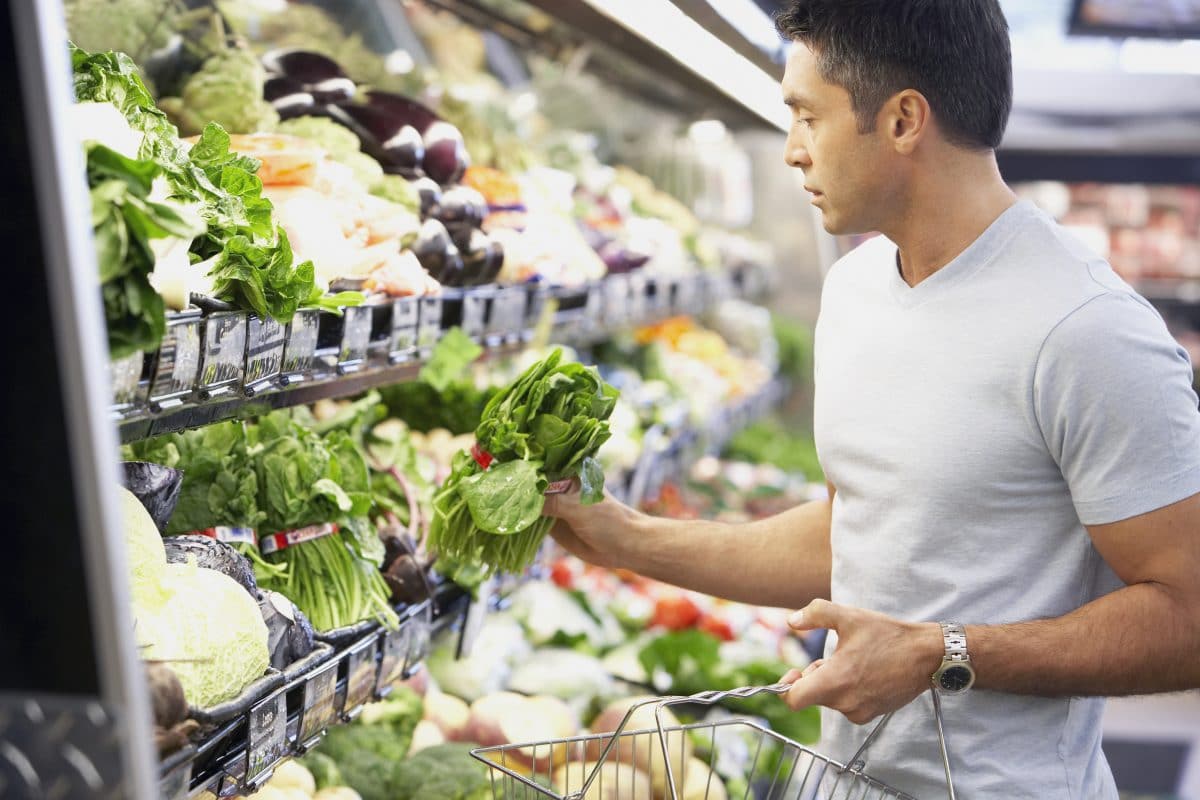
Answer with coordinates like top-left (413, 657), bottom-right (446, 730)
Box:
top-left (543, 484), bottom-right (835, 609)
top-left (967, 491), bottom-right (1200, 695)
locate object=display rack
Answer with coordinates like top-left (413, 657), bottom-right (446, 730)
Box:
top-left (113, 265), bottom-right (772, 443)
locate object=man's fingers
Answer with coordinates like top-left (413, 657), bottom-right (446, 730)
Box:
top-left (788, 598), bottom-right (842, 632)
top-left (782, 659), bottom-right (839, 711)
top-left (779, 668), bottom-right (804, 685)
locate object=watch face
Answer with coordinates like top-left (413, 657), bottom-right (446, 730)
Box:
top-left (939, 665), bottom-right (973, 692)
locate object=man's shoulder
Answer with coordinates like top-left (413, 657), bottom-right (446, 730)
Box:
top-left (823, 234), bottom-right (895, 293)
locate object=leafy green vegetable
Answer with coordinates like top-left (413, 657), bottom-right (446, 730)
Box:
top-left (639, 630), bottom-right (821, 745)
top-left (251, 411), bottom-right (397, 631)
top-left (87, 143), bottom-right (205, 357)
top-left (723, 418), bottom-right (824, 481)
top-left (428, 349), bottom-right (618, 576)
top-left (159, 47), bottom-right (278, 136)
top-left (418, 328), bottom-right (483, 392)
top-left (460, 459), bottom-right (545, 535)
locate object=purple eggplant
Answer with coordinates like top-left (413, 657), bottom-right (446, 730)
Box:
top-left (411, 219), bottom-right (463, 285)
top-left (364, 90), bottom-right (441, 133)
top-left (411, 176), bottom-right (443, 218)
top-left (381, 125), bottom-right (424, 177)
top-left (422, 121), bottom-right (469, 185)
top-left (262, 49), bottom-right (346, 84)
top-left (308, 76), bottom-right (356, 105)
top-left (461, 230), bottom-right (505, 286)
top-left (438, 185), bottom-right (487, 244)
top-left (264, 76), bottom-right (316, 119)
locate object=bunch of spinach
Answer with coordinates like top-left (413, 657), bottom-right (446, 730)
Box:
top-left (428, 348), bottom-right (619, 575)
top-left (87, 143), bottom-right (204, 358)
top-left (250, 411), bottom-right (396, 632)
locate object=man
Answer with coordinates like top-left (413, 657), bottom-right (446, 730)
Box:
top-left (543, 1), bottom-right (1200, 797)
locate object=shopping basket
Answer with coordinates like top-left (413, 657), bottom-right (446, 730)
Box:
top-left (472, 683), bottom-right (958, 800)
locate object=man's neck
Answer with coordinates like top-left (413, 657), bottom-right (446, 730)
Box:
top-left (882, 154), bottom-right (1018, 287)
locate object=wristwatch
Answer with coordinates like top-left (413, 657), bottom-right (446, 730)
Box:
top-left (931, 622), bottom-right (976, 694)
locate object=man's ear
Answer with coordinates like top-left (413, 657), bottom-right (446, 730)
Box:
top-left (879, 89), bottom-right (931, 155)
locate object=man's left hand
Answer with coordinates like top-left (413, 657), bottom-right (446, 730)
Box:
top-left (781, 600), bottom-right (944, 724)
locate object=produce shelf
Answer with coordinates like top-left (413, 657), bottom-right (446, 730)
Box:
top-left (115, 266), bottom-right (771, 443)
top-left (159, 593), bottom-right (455, 799)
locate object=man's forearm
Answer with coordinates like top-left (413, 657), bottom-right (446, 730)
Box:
top-left (969, 581), bottom-right (1200, 696)
top-left (618, 499), bottom-right (833, 609)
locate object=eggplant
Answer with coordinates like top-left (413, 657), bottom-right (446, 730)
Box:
top-left (264, 76), bottom-right (316, 119)
top-left (258, 590), bottom-right (316, 670)
top-left (305, 77), bottom-right (353, 105)
top-left (437, 185), bottom-right (487, 243)
top-left (323, 104), bottom-right (387, 163)
top-left (411, 176), bottom-right (443, 218)
top-left (261, 49), bottom-right (346, 84)
top-left (120, 462), bottom-right (183, 534)
top-left (422, 121), bottom-right (469, 185)
top-left (162, 535), bottom-right (259, 598)
top-left (363, 89), bottom-right (441, 134)
top-left (410, 219), bottom-right (463, 285)
top-left (381, 125), bottom-right (425, 177)
top-left (460, 230), bottom-right (506, 287)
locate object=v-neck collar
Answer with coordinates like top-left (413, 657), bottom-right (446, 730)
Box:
top-left (888, 200), bottom-right (1036, 309)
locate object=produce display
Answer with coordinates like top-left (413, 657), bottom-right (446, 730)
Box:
top-left (57, 1), bottom-right (811, 794)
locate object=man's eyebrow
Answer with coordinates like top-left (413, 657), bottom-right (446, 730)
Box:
top-left (783, 92), bottom-right (815, 109)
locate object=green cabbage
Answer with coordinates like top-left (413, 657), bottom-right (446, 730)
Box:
top-left (277, 116), bottom-right (360, 159)
top-left (119, 486), bottom-right (167, 606)
top-left (134, 559), bottom-right (269, 708)
top-left (160, 48), bottom-right (278, 137)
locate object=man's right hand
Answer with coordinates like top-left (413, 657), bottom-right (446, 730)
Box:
top-left (541, 482), bottom-right (642, 570)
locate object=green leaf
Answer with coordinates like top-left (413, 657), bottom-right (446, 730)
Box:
top-left (578, 456), bottom-right (605, 505)
top-left (418, 328), bottom-right (483, 392)
top-left (459, 459), bottom-right (545, 535)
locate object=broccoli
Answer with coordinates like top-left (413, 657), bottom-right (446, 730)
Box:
top-left (391, 744), bottom-right (492, 800)
top-left (298, 751), bottom-right (344, 791)
top-left (310, 689), bottom-right (425, 800)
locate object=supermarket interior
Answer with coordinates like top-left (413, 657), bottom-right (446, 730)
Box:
top-left (2, 0), bottom-right (1200, 798)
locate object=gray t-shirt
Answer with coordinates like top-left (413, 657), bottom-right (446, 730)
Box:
top-left (812, 200), bottom-right (1200, 799)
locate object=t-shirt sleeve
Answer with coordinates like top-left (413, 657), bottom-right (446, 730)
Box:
top-left (1034, 290), bottom-right (1200, 526)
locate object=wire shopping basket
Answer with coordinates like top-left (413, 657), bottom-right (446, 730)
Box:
top-left (472, 683), bottom-right (958, 800)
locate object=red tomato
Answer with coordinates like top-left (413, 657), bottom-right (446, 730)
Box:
top-left (652, 595), bottom-right (702, 631)
top-left (550, 559), bottom-right (575, 589)
top-left (698, 615), bottom-right (735, 642)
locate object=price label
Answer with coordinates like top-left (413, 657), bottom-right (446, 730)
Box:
top-left (525, 284), bottom-right (551, 331)
top-left (376, 625), bottom-right (411, 695)
top-left (282, 309), bottom-right (320, 380)
top-left (244, 315), bottom-right (286, 394)
top-left (149, 314), bottom-right (202, 405)
top-left (627, 272), bottom-right (648, 323)
top-left (584, 283), bottom-right (605, 334)
top-left (198, 312), bottom-right (247, 399)
top-left (390, 296), bottom-right (420, 361)
top-left (110, 350), bottom-right (147, 411)
top-left (461, 292), bottom-right (487, 341)
top-left (603, 274), bottom-right (629, 326)
top-left (338, 305), bottom-right (372, 373)
top-left (484, 287), bottom-right (518, 341)
top-left (344, 637), bottom-right (379, 717)
top-left (160, 761), bottom-right (191, 800)
top-left (417, 296), bottom-right (443, 354)
top-left (245, 690), bottom-right (288, 786)
top-left (298, 660), bottom-right (339, 746)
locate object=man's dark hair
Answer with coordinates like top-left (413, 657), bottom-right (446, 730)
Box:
top-left (775, 0), bottom-right (1012, 150)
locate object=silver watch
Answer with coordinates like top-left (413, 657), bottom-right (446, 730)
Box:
top-left (931, 622), bottom-right (976, 694)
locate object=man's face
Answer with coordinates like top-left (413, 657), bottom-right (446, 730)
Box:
top-left (781, 44), bottom-right (896, 235)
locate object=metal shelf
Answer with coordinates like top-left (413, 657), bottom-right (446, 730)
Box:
top-left (113, 266), bottom-right (773, 443)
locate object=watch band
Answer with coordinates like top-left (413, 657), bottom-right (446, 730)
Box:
top-left (940, 622), bottom-right (970, 663)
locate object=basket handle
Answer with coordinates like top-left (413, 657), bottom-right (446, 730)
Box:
top-left (580, 683), bottom-right (956, 800)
